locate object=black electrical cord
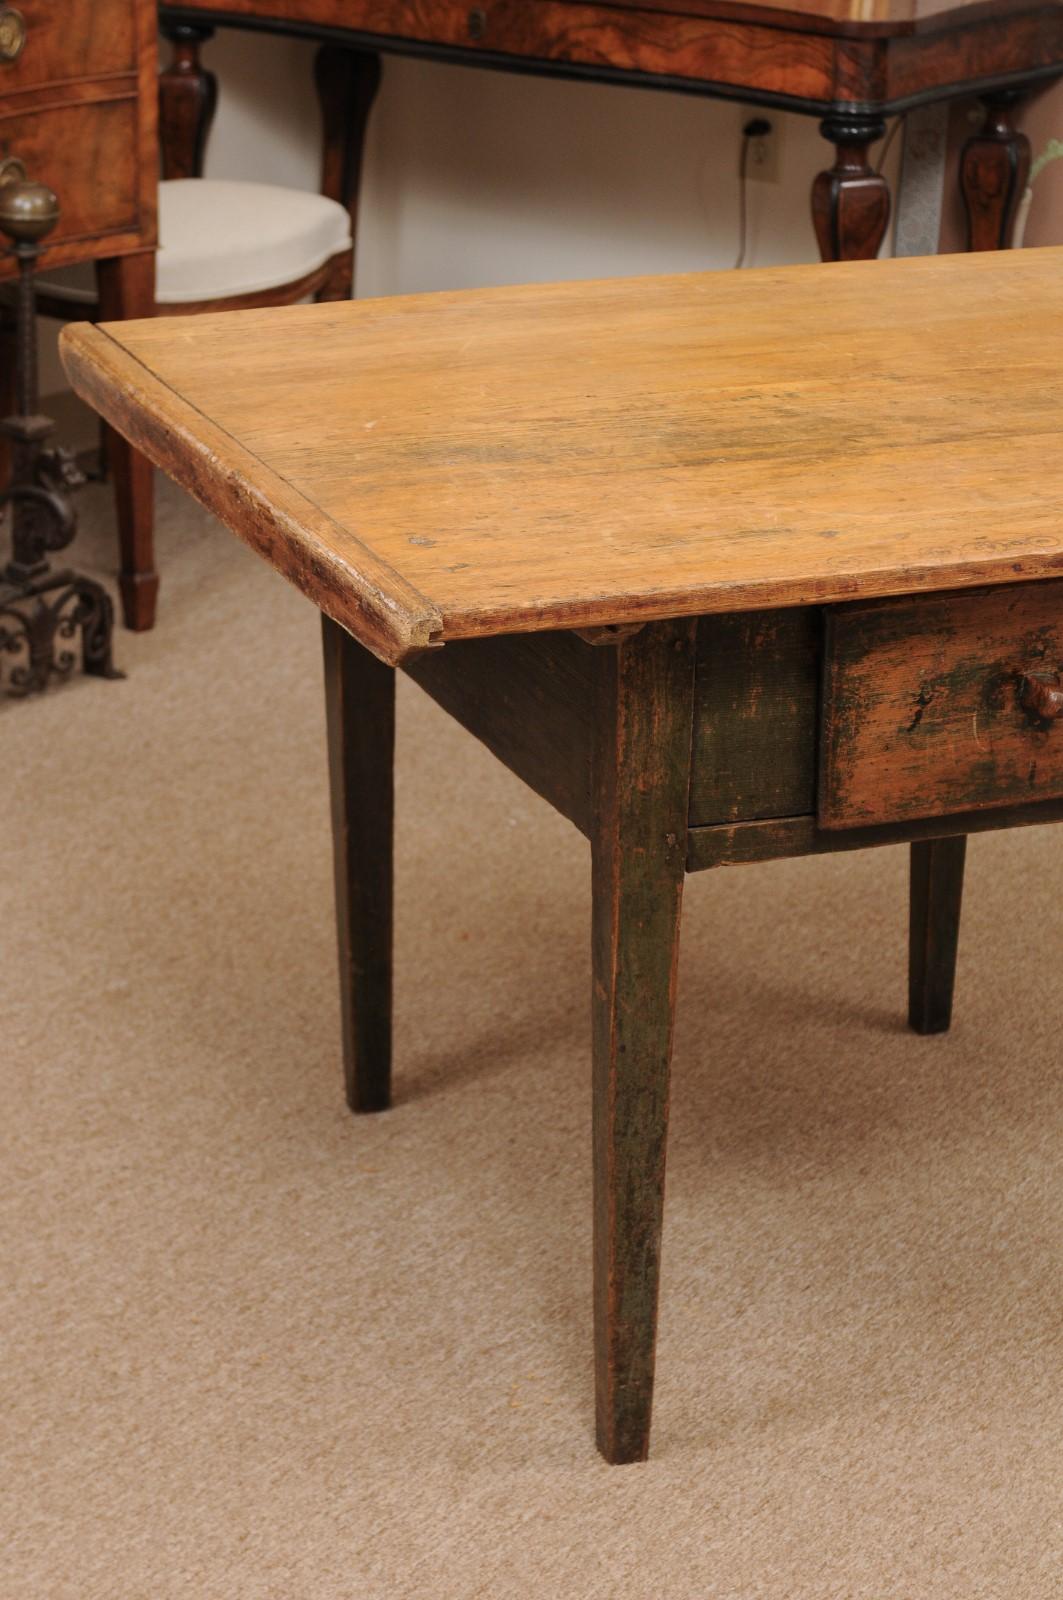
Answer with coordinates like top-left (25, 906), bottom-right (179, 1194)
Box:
top-left (734, 117), bottom-right (771, 270)
top-left (876, 115), bottom-right (905, 176)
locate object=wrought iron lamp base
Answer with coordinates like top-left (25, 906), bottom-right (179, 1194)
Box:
top-left (1, 158), bottom-right (124, 702)
top-left (0, 566), bottom-right (123, 697)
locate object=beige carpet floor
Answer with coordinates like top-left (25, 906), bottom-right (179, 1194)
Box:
top-left (3, 462), bottom-right (1063, 1599)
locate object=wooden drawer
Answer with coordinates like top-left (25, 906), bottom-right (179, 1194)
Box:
top-left (820, 581), bottom-right (1063, 830)
top-left (0, 0), bottom-right (136, 91)
top-left (0, 94), bottom-right (141, 249)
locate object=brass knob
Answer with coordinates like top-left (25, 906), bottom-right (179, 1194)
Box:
top-left (1019, 672), bottom-right (1063, 724)
top-left (0, 170), bottom-right (60, 244)
top-left (0, 6), bottom-right (26, 62)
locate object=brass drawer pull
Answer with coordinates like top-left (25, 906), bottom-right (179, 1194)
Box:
top-left (1019, 672), bottom-right (1063, 724)
top-left (0, 6), bottom-right (26, 63)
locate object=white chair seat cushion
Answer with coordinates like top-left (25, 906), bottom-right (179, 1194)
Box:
top-left (36, 179), bottom-right (352, 305)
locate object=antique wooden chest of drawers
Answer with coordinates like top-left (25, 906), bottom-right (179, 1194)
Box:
top-left (0, 0), bottom-right (155, 285)
top-left (1, 0), bottom-right (158, 627)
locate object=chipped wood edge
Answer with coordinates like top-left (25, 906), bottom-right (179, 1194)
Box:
top-left (59, 322), bottom-right (444, 666)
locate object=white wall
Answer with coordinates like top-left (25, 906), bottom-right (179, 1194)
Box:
top-left (42, 29), bottom-right (905, 402)
top-left (41, 22), bottom-right (1063, 400)
top-left (203, 30), bottom-right (851, 293)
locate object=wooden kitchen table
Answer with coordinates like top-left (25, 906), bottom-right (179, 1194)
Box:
top-left (157, 0), bottom-right (1063, 263)
top-left (60, 246), bottom-right (1063, 1462)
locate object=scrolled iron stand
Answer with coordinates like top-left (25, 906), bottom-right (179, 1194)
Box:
top-left (0, 158), bottom-right (122, 697)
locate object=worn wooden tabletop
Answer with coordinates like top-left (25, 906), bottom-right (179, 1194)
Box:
top-left (61, 248), bottom-right (1063, 665)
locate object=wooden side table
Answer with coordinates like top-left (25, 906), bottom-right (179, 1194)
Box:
top-left (0, 0), bottom-right (158, 629)
top-left (156, 0), bottom-right (1063, 263)
top-left (60, 246), bottom-right (1063, 1461)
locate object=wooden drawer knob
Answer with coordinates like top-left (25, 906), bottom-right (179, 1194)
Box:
top-left (0, 7), bottom-right (26, 63)
top-left (1019, 672), bottom-right (1063, 723)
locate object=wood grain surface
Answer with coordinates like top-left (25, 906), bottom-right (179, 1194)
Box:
top-left (163, 0), bottom-right (1063, 49)
top-left (820, 580), bottom-right (1063, 828)
top-left (61, 248), bottom-right (1063, 664)
top-left (0, 0), bottom-right (157, 282)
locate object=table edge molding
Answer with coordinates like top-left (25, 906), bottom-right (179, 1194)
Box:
top-left (58, 322), bottom-right (445, 665)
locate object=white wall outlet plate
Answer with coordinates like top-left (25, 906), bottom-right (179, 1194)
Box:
top-left (738, 113), bottom-right (779, 184)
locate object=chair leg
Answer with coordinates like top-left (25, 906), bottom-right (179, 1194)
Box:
top-left (95, 252), bottom-right (158, 630)
top-left (315, 246), bottom-right (355, 305)
top-left (590, 619), bottom-right (697, 1464)
top-left (322, 614), bottom-right (395, 1113)
top-left (908, 836), bottom-right (967, 1035)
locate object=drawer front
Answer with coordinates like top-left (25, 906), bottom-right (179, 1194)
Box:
top-left (820, 581), bottom-right (1063, 830)
top-left (0, 0), bottom-right (135, 90)
top-left (0, 96), bottom-right (140, 249)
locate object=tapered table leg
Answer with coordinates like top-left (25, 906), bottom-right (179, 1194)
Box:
top-left (322, 614), bottom-right (395, 1113)
top-left (590, 618), bottom-right (696, 1464)
top-left (909, 835), bottom-right (967, 1035)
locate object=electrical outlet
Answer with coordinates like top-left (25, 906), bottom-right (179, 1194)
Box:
top-left (739, 114), bottom-right (779, 184)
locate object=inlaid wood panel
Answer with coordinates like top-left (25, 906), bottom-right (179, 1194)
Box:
top-left (820, 580), bottom-right (1063, 829)
top-left (177, 0), bottom-right (839, 102)
top-left (559, 0), bottom-right (1058, 35)
top-left (163, 0), bottom-right (1063, 112)
top-left (885, 5), bottom-right (1063, 102)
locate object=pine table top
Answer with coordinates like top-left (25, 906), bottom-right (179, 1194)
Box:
top-left (61, 247), bottom-right (1063, 664)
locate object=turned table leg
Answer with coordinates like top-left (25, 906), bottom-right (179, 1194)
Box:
top-left (812, 114), bottom-right (891, 262)
top-left (590, 619), bottom-right (696, 1464)
top-left (159, 21), bottom-right (218, 180)
top-left (313, 44), bottom-right (382, 296)
top-left (95, 252), bottom-right (157, 630)
top-left (908, 836), bottom-right (967, 1036)
top-left (961, 92), bottom-right (1031, 252)
top-left (322, 615), bottom-right (395, 1114)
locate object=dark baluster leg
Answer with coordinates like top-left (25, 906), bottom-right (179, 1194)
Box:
top-left (159, 22), bottom-right (218, 180)
top-left (313, 46), bottom-right (382, 301)
top-left (961, 91), bottom-right (1031, 252)
top-left (591, 619), bottom-right (696, 1464)
top-left (322, 614), bottom-right (395, 1114)
top-left (812, 114), bottom-right (891, 262)
top-left (95, 252), bottom-right (157, 630)
top-left (909, 836), bottom-right (967, 1035)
